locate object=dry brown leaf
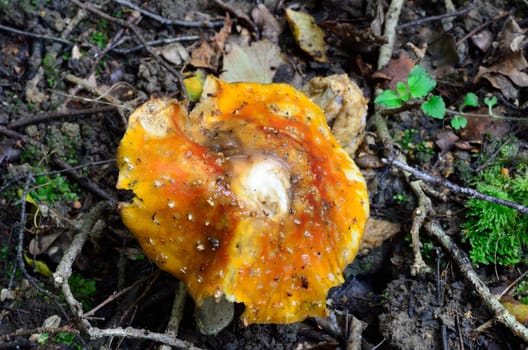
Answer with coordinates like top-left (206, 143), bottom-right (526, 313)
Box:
top-left (251, 4), bottom-right (282, 44)
top-left (190, 15), bottom-right (232, 70)
top-left (359, 218), bottom-right (401, 255)
top-left (220, 39), bottom-right (285, 83)
top-left (435, 130), bottom-right (460, 154)
top-left (474, 17), bottom-right (528, 99)
top-left (373, 53), bottom-right (415, 90)
top-left (458, 107), bottom-right (510, 143)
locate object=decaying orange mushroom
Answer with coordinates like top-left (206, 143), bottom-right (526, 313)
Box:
top-left (116, 76), bottom-right (369, 325)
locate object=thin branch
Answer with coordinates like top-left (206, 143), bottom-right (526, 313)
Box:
top-left (87, 327), bottom-right (203, 350)
top-left (0, 24), bottom-right (74, 46)
top-left (0, 326), bottom-right (79, 342)
top-left (456, 10), bottom-right (510, 46)
top-left (113, 0), bottom-right (224, 28)
top-left (377, 0), bottom-right (404, 69)
top-left (426, 221), bottom-right (528, 342)
top-left (383, 158), bottom-right (528, 215)
top-left (396, 3), bottom-right (474, 29)
top-left (11, 173), bottom-right (71, 320)
top-left (8, 106), bottom-right (117, 129)
top-left (111, 35), bottom-right (200, 54)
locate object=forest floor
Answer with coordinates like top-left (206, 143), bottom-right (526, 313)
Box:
top-left (1, 0), bottom-right (528, 349)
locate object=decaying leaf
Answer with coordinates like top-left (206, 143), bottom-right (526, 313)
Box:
top-left (372, 53), bottom-right (415, 90)
top-left (358, 218), bottom-right (401, 255)
top-left (190, 15), bottom-right (232, 70)
top-left (474, 17), bottom-right (528, 99)
top-left (502, 297), bottom-right (528, 325)
top-left (285, 8), bottom-right (327, 63)
top-left (302, 74), bottom-right (368, 156)
top-left (220, 39), bottom-right (285, 83)
top-left (251, 4), bottom-right (283, 44)
top-left (159, 42), bottom-right (189, 66)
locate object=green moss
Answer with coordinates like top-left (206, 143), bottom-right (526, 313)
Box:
top-left (463, 163), bottom-right (528, 266)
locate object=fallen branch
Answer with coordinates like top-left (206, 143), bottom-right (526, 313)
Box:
top-left (382, 157), bottom-right (528, 215)
top-left (113, 0), bottom-right (224, 28)
top-left (88, 327), bottom-right (202, 349)
top-left (425, 221), bottom-right (528, 342)
top-left (396, 2), bottom-right (474, 29)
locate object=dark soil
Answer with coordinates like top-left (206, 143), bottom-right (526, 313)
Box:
top-left (1, 0), bottom-right (528, 349)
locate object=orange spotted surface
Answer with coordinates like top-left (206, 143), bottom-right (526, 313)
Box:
top-left (116, 76), bottom-right (369, 324)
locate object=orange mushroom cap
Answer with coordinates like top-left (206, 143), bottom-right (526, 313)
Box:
top-left (116, 76), bottom-right (369, 324)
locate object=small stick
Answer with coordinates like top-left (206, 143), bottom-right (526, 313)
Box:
top-left (0, 326), bottom-right (79, 342)
top-left (112, 36), bottom-right (200, 54)
top-left (456, 10), bottom-right (510, 46)
top-left (383, 158), bottom-right (528, 215)
top-left (0, 24), bottom-right (73, 46)
top-left (396, 3), bottom-right (474, 30)
top-left (113, 0), bottom-right (224, 28)
top-left (8, 106), bottom-right (117, 129)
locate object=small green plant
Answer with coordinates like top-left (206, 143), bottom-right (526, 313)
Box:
top-left (90, 31), bottom-right (109, 49)
top-left (514, 280), bottom-right (528, 305)
top-left (68, 272), bottom-right (97, 310)
top-left (42, 53), bottom-right (61, 88)
top-left (463, 164), bottom-right (528, 266)
top-left (393, 193), bottom-right (409, 203)
top-left (31, 173), bottom-right (79, 204)
top-left (38, 332), bottom-right (81, 350)
top-left (375, 65), bottom-right (502, 130)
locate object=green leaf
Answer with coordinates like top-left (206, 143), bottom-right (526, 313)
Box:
top-left (462, 92), bottom-right (479, 108)
top-left (374, 90), bottom-right (403, 107)
top-left (421, 95), bottom-right (445, 119)
top-left (484, 96), bottom-right (498, 108)
top-left (451, 116), bottom-right (467, 129)
top-left (396, 81), bottom-right (409, 101)
top-left (484, 95), bottom-right (498, 116)
top-left (407, 66), bottom-right (436, 99)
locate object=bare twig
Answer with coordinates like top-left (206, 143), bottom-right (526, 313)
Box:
top-left (382, 157), bottom-right (528, 215)
top-left (396, 3), bottom-right (474, 29)
top-left (456, 10), bottom-right (510, 46)
top-left (426, 221), bottom-right (528, 342)
top-left (377, 0), bottom-right (404, 69)
top-left (8, 106), bottom-right (117, 129)
top-left (53, 201), bottom-right (111, 321)
top-left (11, 173), bottom-right (71, 320)
top-left (346, 315), bottom-right (367, 350)
top-left (111, 35), bottom-right (200, 54)
top-left (113, 0), bottom-right (224, 28)
top-left (87, 327), bottom-right (203, 349)
top-left (0, 24), bottom-right (74, 46)
top-left (408, 180), bottom-right (433, 275)
top-left (0, 326), bottom-right (79, 342)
